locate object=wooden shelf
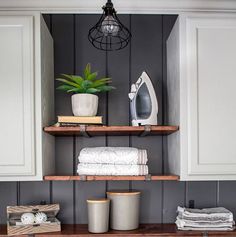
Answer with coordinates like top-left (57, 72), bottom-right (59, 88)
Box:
top-left (44, 174), bottom-right (179, 181)
top-left (43, 125), bottom-right (179, 136)
top-left (1, 224), bottom-right (235, 237)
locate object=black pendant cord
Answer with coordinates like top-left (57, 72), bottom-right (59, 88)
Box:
top-left (103, 0), bottom-right (114, 14)
top-left (105, 41), bottom-right (109, 193)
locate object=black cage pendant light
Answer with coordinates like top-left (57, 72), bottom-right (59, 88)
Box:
top-left (88, 0), bottom-right (132, 51)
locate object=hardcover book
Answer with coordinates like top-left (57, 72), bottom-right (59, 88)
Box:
top-left (57, 116), bottom-right (102, 124)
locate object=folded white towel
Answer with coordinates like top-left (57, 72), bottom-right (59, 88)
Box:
top-left (176, 216), bottom-right (234, 224)
top-left (176, 206), bottom-right (235, 231)
top-left (77, 163), bottom-right (148, 176)
top-left (177, 206), bottom-right (234, 221)
top-left (78, 147), bottom-right (148, 165)
top-left (178, 206), bottom-right (233, 216)
top-left (177, 214), bottom-right (233, 222)
top-left (176, 226), bottom-right (234, 231)
top-left (176, 218), bottom-right (235, 228)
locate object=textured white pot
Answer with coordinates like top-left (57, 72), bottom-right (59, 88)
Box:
top-left (71, 94), bottom-right (98, 116)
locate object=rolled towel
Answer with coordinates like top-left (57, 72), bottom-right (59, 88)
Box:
top-left (78, 147), bottom-right (148, 165)
top-left (77, 163), bottom-right (149, 176)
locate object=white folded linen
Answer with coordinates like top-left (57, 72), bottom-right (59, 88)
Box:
top-left (176, 218), bottom-right (235, 228)
top-left (176, 226), bottom-right (234, 231)
top-left (176, 216), bottom-right (234, 224)
top-left (177, 206), bottom-right (234, 222)
top-left (177, 214), bottom-right (233, 222)
top-left (77, 163), bottom-right (148, 176)
top-left (78, 147), bottom-right (148, 165)
top-left (176, 206), bottom-right (235, 231)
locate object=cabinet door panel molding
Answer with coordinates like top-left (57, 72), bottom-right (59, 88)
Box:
top-left (0, 15), bottom-right (35, 176)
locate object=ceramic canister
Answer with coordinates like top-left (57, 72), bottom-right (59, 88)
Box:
top-left (107, 191), bottom-right (141, 230)
top-left (87, 198), bottom-right (110, 233)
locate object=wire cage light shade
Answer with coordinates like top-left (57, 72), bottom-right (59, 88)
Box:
top-left (88, 0), bottom-right (132, 51)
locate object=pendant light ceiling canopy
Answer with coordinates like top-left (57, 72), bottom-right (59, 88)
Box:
top-left (88, 0), bottom-right (132, 51)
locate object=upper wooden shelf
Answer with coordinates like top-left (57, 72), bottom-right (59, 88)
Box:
top-left (43, 125), bottom-right (179, 137)
top-left (44, 174), bottom-right (179, 181)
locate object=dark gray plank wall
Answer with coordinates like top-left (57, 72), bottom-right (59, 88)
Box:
top-left (74, 15), bottom-right (107, 224)
top-left (51, 14), bottom-right (75, 224)
top-left (0, 183), bottom-right (17, 223)
top-left (0, 14), bottom-right (236, 225)
top-left (130, 15), bottom-right (163, 223)
top-left (106, 15), bottom-right (130, 191)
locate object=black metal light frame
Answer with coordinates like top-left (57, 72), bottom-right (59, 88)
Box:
top-left (88, 0), bottom-right (132, 51)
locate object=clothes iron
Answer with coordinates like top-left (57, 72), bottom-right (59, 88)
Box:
top-left (128, 71), bottom-right (158, 126)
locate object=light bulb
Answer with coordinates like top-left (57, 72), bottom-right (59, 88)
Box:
top-left (101, 15), bottom-right (119, 36)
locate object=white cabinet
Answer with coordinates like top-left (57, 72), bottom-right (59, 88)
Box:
top-left (167, 13), bottom-right (236, 180)
top-left (0, 12), bottom-right (54, 181)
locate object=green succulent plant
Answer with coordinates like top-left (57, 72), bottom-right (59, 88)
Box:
top-left (56, 63), bottom-right (115, 94)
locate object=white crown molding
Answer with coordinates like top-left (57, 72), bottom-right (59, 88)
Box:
top-left (0, 0), bottom-right (236, 13)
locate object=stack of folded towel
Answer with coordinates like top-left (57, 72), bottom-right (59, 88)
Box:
top-left (77, 147), bottom-right (149, 176)
top-left (176, 206), bottom-right (235, 231)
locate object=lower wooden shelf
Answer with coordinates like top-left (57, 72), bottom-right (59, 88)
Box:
top-left (44, 174), bottom-right (179, 181)
top-left (1, 224), bottom-right (236, 237)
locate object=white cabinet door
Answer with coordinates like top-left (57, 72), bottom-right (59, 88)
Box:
top-left (186, 16), bottom-right (236, 175)
top-left (0, 16), bottom-right (35, 176)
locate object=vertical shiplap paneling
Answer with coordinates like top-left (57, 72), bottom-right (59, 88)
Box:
top-left (132, 181), bottom-right (162, 223)
top-left (75, 181), bottom-right (106, 224)
top-left (51, 14), bottom-right (75, 224)
top-left (186, 182), bottom-right (217, 208)
top-left (162, 15), bottom-right (184, 223)
top-left (163, 181), bottom-right (185, 223)
top-left (20, 182), bottom-right (50, 205)
top-left (75, 15), bottom-right (106, 224)
top-left (0, 182), bottom-right (17, 224)
top-left (219, 181), bottom-right (236, 217)
top-left (107, 15), bottom-right (131, 191)
top-left (130, 15), bottom-right (163, 223)
top-left (130, 15), bottom-right (163, 174)
top-left (75, 15), bottom-right (107, 121)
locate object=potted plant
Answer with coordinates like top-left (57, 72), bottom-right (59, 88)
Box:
top-left (56, 63), bottom-right (115, 116)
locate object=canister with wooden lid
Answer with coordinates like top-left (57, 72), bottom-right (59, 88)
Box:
top-left (87, 198), bottom-right (110, 233)
top-left (106, 191), bottom-right (140, 230)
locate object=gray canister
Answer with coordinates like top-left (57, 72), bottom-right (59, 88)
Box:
top-left (87, 199), bottom-right (110, 233)
top-left (107, 191), bottom-right (140, 230)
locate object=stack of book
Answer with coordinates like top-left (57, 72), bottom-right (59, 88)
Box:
top-left (55, 116), bottom-right (103, 127)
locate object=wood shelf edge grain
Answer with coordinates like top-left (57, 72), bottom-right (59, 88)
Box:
top-left (43, 125), bottom-right (179, 136)
top-left (1, 224), bottom-right (236, 237)
top-left (44, 175), bottom-right (179, 181)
